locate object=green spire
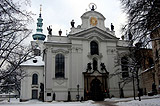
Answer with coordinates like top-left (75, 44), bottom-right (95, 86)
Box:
top-left (32, 5), bottom-right (46, 41)
top-left (36, 5), bottom-right (43, 33)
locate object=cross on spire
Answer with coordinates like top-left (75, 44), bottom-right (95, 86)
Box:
top-left (40, 4), bottom-right (42, 13)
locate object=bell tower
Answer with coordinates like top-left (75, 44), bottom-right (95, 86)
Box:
top-left (32, 5), bottom-right (46, 41)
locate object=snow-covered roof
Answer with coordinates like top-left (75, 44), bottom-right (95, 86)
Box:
top-left (20, 56), bottom-right (44, 67)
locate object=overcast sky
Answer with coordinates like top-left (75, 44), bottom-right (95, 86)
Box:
top-left (26, 0), bottom-right (127, 41)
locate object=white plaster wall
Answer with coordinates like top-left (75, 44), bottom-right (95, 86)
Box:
top-left (20, 66), bottom-right (44, 101)
top-left (44, 44), bottom-right (71, 101)
top-left (45, 48), bottom-right (53, 90)
top-left (47, 36), bottom-right (69, 43)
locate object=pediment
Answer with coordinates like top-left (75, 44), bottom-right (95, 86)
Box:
top-left (68, 27), bottom-right (119, 41)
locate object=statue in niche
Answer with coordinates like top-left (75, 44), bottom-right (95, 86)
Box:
top-left (47, 26), bottom-right (52, 35)
top-left (71, 20), bottom-right (75, 28)
top-left (87, 62), bottom-right (92, 71)
top-left (111, 23), bottom-right (114, 31)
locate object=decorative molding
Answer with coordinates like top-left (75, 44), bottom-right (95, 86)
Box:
top-left (45, 48), bottom-right (52, 53)
top-left (87, 53), bottom-right (103, 59)
top-left (55, 80), bottom-right (65, 85)
top-left (52, 49), bottom-right (69, 54)
top-left (71, 47), bottom-right (83, 53)
top-left (107, 48), bottom-right (117, 55)
top-left (53, 78), bottom-right (68, 86)
top-left (31, 84), bottom-right (39, 88)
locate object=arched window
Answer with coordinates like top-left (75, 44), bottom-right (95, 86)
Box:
top-left (55, 54), bottom-right (65, 78)
top-left (90, 41), bottom-right (99, 55)
top-left (32, 74), bottom-right (38, 85)
top-left (121, 57), bottom-right (129, 78)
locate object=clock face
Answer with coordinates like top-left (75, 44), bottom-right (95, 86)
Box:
top-left (90, 17), bottom-right (97, 26)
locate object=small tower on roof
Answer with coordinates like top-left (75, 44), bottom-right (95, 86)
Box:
top-left (32, 5), bottom-right (46, 41)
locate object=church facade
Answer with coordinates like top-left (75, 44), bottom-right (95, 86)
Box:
top-left (20, 5), bottom-right (135, 101)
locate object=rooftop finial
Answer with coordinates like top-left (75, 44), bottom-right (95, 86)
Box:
top-left (39, 4), bottom-right (42, 17)
top-left (40, 4), bottom-right (42, 13)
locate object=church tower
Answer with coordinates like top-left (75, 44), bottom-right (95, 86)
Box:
top-left (32, 5), bottom-right (46, 56)
top-left (32, 5), bottom-right (46, 41)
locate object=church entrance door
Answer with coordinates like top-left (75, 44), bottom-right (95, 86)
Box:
top-left (32, 90), bottom-right (38, 99)
top-left (90, 77), bottom-right (104, 101)
top-left (83, 72), bottom-right (109, 101)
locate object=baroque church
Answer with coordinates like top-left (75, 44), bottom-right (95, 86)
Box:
top-left (20, 4), bottom-right (134, 101)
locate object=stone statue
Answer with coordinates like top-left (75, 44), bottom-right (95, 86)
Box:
top-left (71, 20), bottom-right (75, 28)
top-left (111, 23), bottom-right (114, 31)
top-left (91, 5), bottom-right (95, 11)
top-left (67, 91), bottom-right (71, 101)
top-left (40, 83), bottom-right (44, 92)
top-left (47, 26), bottom-right (52, 35)
top-left (87, 62), bottom-right (92, 71)
top-left (59, 29), bottom-right (62, 36)
top-left (53, 93), bottom-right (56, 100)
top-left (39, 83), bottom-right (44, 101)
top-left (100, 63), bottom-right (106, 70)
top-left (100, 63), bottom-right (108, 73)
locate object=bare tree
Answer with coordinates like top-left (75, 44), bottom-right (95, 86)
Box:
top-left (120, 0), bottom-right (160, 44)
top-left (112, 44), bottom-right (142, 96)
top-left (112, 52), bottom-right (135, 85)
top-left (0, 0), bottom-right (33, 94)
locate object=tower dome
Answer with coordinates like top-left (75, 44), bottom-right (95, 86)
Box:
top-left (32, 5), bottom-right (46, 41)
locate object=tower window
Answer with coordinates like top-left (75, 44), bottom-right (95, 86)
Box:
top-left (55, 54), bottom-right (65, 78)
top-left (90, 41), bottom-right (99, 55)
top-left (34, 49), bottom-right (41, 56)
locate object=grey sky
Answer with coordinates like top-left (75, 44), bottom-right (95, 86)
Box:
top-left (26, 0), bottom-right (127, 41)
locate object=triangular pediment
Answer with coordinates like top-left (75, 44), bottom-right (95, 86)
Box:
top-left (68, 27), bottom-right (119, 41)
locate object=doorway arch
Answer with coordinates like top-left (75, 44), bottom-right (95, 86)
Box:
top-left (90, 77), bottom-right (104, 101)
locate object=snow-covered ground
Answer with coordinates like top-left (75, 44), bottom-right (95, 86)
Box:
top-left (0, 99), bottom-right (98, 106)
top-left (117, 98), bottom-right (160, 106)
top-left (0, 95), bottom-right (160, 106)
top-left (105, 94), bottom-right (160, 106)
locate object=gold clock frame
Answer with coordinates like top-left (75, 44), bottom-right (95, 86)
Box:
top-left (90, 17), bottom-right (97, 26)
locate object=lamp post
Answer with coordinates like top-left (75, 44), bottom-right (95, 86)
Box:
top-left (76, 84), bottom-right (80, 101)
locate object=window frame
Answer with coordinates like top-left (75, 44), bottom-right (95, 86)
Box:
top-left (55, 53), bottom-right (65, 78)
top-left (90, 41), bottom-right (99, 55)
top-left (121, 56), bottom-right (129, 78)
top-left (32, 73), bottom-right (38, 85)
